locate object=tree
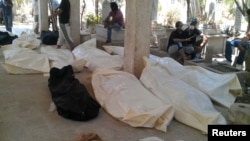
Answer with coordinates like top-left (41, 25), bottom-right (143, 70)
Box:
top-left (186, 0), bottom-right (204, 23)
top-left (95, 0), bottom-right (99, 16)
top-left (81, 0), bottom-right (86, 29)
top-left (234, 0), bottom-right (249, 16)
top-left (186, 0), bottom-right (190, 22)
top-left (234, 0), bottom-right (250, 33)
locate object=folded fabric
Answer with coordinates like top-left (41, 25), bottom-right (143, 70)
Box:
top-left (140, 57), bottom-right (227, 134)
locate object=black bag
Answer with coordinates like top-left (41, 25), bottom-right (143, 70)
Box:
top-left (41, 30), bottom-right (58, 45)
top-left (0, 31), bottom-right (18, 46)
top-left (48, 65), bottom-right (100, 121)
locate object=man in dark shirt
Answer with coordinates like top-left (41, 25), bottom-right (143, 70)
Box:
top-left (167, 21), bottom-right (193, 64)
top-left (49, 0), bottom-right (75, 50)
top-left (183, 19), bottom-right (208, 59)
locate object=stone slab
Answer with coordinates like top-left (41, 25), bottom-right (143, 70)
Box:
top-left (96, 24), bottom-right (125, 42)
top-left (184, 59), bottom-right (250, 85)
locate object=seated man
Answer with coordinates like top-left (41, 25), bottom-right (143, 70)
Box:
top-left (183, 18), bottom-right (208, 59)
top-left (103, 2), bottom-right (124, 43)
top-left (222, 32), bottom-right (250, 69)
top-left (167, 21), bottom-right (194, 64)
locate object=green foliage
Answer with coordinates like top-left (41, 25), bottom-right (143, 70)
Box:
top-left (86, 14), bottom-right (102, 28)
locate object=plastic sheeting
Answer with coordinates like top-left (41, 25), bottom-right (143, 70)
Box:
top-left (1, 32), bottom-right (49, 74)
top-left (40, 46), bottom-right (75, 69)
top-left (12, 32), bottom-right (41, 49)
top-left (140, 57), bottom-right (227, 134)
top-left (1, 45), bottom-right (38, 60)
top-left (101, 46), bottom-right (242, 108)
top-left (149, 56), bottom-right (242, 109)
top-left (91, 69), bottom-right (175, 132)
top-left (102, 45), bottom-right (124, 56)
top-left (72, 41), bottom-right (123, 72)
top-left (1, 36), bottom-right (123, 74)
top-left (1, 45), bottom-right (50, 74)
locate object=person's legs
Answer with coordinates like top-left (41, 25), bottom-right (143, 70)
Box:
top-left (5, 15), bottom-right (13, 32)
top-left (3, 15), bottom-right (9, 32)
top-left (112, 23), bottom-right (122, 30)
top-left (106, 27), bottom-right (112, 43)
top-left (178, 48), bottom-right (187, 61)
top-left (168, 44), bottom-right (179, 57)
top-left (183, 45), bottom-right (195, 59)
top-left (225, 39), bottom-right (242, 63)
top-left (225, 40), bottom-right (234, 62)
top-left (183, 45), bottom-right (194, 54)
top-left (193, 39), bottom-right (206, 58)
top-left (168, 43), bottom-right (187, 62)
top-left (60, 23), bottom-right (75, 50)
top-left (106, 23), bottom-right (121, 43)
top-left (194, 39), bottom-right (203, 52)
top-left (236, 42), bottom-right (249, 65)
top-left (34, 15), bottom-right (39, 34)
top-left (57, 24), bottom-right (65, 48)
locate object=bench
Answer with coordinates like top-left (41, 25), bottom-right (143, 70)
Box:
top-left (95, 24), bottom-right (125, 49)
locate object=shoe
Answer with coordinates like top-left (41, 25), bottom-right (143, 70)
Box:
top-left (219, 60), bottom-right (231, 65)
top-left (236, 64), bottom-right (243, 70)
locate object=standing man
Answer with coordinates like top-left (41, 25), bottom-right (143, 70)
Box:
top-left (2, 0), bottom-right (13, 32)
top-left (32, 0), bottom-right (39, 34)
top-left (48, 0), bottom-right (75, 50)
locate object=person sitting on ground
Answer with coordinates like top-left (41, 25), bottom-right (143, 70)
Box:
top-left (167, 21), bottom-right (194, 64)
top-left (222, 31), bottom-right (250, 70)
top-left (103, 2), bottom-right (124, 43)
top-left (183, 18), bottom-right (208, 59)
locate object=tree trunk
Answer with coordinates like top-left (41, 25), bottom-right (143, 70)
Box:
top-left (234, 0), bottom-right (249, 33)
top-left (186, 0), bottom-right (190, 22)
top-left (95, 0), bottom-right (99, 16)
top-left (81, 0), bottom-right (86, 30)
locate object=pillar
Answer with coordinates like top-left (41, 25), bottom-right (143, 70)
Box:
top-left (39, 0), bottom-right (49, 32)
top-left (123, 0), bottom-right (153, 78)
top-left (70, 0), bottom-right (80, 45)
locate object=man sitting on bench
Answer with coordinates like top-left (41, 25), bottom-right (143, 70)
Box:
top-left (103, 2), bottom-right (124, 43)
top-left (221, 31), bottom-right (250, 70)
